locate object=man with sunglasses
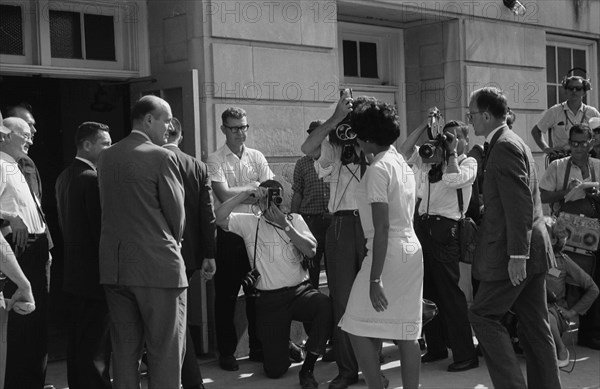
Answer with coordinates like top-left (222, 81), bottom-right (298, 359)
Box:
top-left (539, 123), bottom-right (600, 350)
top-left (207, 107), bottom-right (274, 371)
top-left (531, 75), bottom-right (599, 160)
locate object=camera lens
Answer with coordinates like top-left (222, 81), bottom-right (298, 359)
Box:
top-left (273, 196), bottom-right (283, 205)
top-left (419, 144), bottom-right (435, 159)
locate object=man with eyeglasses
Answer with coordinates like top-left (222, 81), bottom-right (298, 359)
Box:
top-left (539, 123), bottom-right (600, 351)
top-left (207, 107), bottom-right (274, 371)
top-left (531, 75), bottom-right (599, 160)
top-left (0, 117), bottom-right (51, 389)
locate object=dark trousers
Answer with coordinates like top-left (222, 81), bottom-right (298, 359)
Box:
top-left (470, 273), bottom-right (561, 389)
top-left (256, 282), bottom-right (332, 378)
top-left (416, 216), bottom-right (476, 362)
top-left (326, 214), bottom-right (365, 379)
top-left (182, 271), bottom-right (203, 389)
top-left (214, 228), bottom-right (260, 357)
top-left (301, 214), bottom-right (331, 289)
top-left (576, 251), bottom-right (600, 341)
top-left (66, 294), bottom-right (112, 389)
top-left (4, 234), bottom-right (49, 389)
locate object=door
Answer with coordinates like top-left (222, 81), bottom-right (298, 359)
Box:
top-left (130, 69), bottom-right (212, 354)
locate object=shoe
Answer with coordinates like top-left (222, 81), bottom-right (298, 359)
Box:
top-left (418, 337), bottom-right (426, 351)
top-left (248, 350), bottom-right (264, 362)
top-left (328, 374), bottom-right (359, 389)
top-left (289, 341), bottom-right (305, 363)
top-left (219, 355), bottom-right (239, 371)
top-left (421, 350), bottom-right (448, 363)
top-left (322, 347), bottom-right (335, 362)
top-left (557, 350), bottom-right (570, 368)
top-left (381, 374), bottom-right (390, 389)
top-left (43, 386), bottom-right (56, 389)
top-left (578, 337), bottom-right (600, 350)
top-left (299, 370), bottom-right (319, 389)
top-left (447, 358), bottom-right (479, 372)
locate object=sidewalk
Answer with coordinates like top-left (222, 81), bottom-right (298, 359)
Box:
top-left (47, 340), bottom-right (600, 389)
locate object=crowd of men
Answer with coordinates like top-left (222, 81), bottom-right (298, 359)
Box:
top-left (0, 71), bottom-right (599, 389)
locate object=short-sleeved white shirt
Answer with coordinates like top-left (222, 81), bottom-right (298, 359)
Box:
top-left (539, 156), bottom-right (600, 213)
top-left (356, 147), bottom-right (417, 239)
top-left (316, 139), bottom-right (361, 212)
top-left (227, 212), bottom-right (311, 290)
top-left (536, 102), bottom-right (600, 150)
top-left (207, 144), bottom-right (274, 213)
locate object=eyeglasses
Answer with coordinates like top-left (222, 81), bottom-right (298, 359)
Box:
top-left (224, 124), bottom-right (250, 134)
top-left (466, 111), bottom-right (485, 122)
top-left (565, 86), bottom-right (584, 92)
top-left (568, 139), bottom-right (592, 148)
top-left (11, 131), bottom-right (33, 142)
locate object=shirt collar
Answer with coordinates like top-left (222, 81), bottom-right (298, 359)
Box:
top-left (485, 124), bottom-right (508, 143)
top-left (0, 151), bottom-right (16, 163)
top-left (223, 143), bottom-right (245, 157)
top-left (131, 130), bottom-right (151, 142)
top-left (163, 143), bottom-right (179, 150)
top-left (562, 102), bottom-right (585, 114)
top-left (75, 156), bottom-right (96, 170)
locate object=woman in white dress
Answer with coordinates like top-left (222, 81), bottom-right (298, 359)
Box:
top-left (339, 97), bottom-right (423, 389)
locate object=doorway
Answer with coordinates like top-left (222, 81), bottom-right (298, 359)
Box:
top-left (0, 75), bottom-right (130, 360)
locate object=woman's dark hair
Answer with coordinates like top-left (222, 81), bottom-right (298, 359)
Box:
top-left (350, 96), bottom-right (400, 146)
top-left (443, 120), bottom-right (469, 138)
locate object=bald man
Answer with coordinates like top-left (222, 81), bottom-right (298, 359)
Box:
top-left (97, 95), bottom-right (186, 388)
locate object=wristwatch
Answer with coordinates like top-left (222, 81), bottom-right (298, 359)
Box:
top-left (284, 225), bottom-right (291, 232)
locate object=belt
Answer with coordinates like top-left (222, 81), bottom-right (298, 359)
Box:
top-left (256, 281), bottom-right (310, 295)
top-left (301, 213), bottom-right (332, 219)
top-left (333, 210), bottom-right (359, 217)
top-left (419, 214), bottom-right (458, 223)
top-left (28, 233), bottom-right (46, 242)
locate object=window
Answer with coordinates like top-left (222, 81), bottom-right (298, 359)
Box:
top-left (49, 10), bottom-right (115, 61)
top-left (343, 40), bottom-right (378, 79)
top-left (0, 4), bottom-right (24, 55)
top-left (546, 36), bottom-right (597, 108)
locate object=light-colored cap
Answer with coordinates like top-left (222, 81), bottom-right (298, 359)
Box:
top-left (589, 117), bottom-right (600, 130)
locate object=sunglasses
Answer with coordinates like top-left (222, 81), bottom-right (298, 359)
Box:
top-left (565, 86), bottom-right (584, 92)
top-left (568, 139), bottom-right (592, 148)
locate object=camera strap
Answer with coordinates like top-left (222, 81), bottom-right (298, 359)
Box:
top-left (252, 219), bottom-right (260, 270)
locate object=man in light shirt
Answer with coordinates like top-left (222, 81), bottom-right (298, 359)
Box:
top-left (0, 117), bottom-right (50, 389)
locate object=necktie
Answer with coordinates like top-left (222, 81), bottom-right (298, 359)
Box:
top-left (359, 151), bottom-right (367, 178)
top-left (482, 142), bottom-right (490, 169)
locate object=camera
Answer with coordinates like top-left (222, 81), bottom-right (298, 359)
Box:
top-left (241, 268), bottom-right (261, 295)
top-left (267, 188), bottom-right (283, 208)
top-left (330, 88), bottom-right (361, 165)
top-left (419, 107), bottom-right (447, 165)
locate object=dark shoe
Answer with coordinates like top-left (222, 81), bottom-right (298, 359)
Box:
top-left (290, 341), bottom-right (305, 363)
top-left (321, 347), bottom-right (335, 362)
top-left (447, 358), bottom-right (479, 372)
top-left (418, 337), bottom-right (426, 350)
top-left (421, 350), bottom-right (448, 363)
top-left (328, 374), bottom-right (359, 389)
top-left (219, 355), bottom-right (239, 371)
top-left (578, 337), bottom-right (600, 350)
top-left (299, 370), bottom-right (319, 389)
top-left (248, 350), bottom-right (264, 362)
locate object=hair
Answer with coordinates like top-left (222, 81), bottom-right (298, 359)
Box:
top-left (3, 102), bottom-right (33, 118)
top-left (2, 117), bottom-right (29, 134)
top-left (130, 95), bottom-right (165, 124)
top-left (471, 87), bottom-right (509, 120)
top-left (75, 122), bottom-right (110, 148)
top-left (569, 123), bottom-right (593, 140)
top-left (506, 110), bottom-right (516, 129)
top-left (166, 117), bottom-right (183, 140)
top-left (443, 120), bottom-right (469, 138)
top-left (350, 96), bottom-right (400, 146)
top-left (221, 107), bottom-right (247, 124)
top-left (562, 76), bottom-right (592, 91)
top-left (259, 179), bottom-right (283, 191)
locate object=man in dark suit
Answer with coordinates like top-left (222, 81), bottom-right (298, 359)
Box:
top-left (467, 87), bottom-right (562, 389)
top-left (162, 118), bottom-right (216, 389)
top-left (55, 122), bottom-right (112, 389)
top-left (97, 95), bottom-right (187, 388)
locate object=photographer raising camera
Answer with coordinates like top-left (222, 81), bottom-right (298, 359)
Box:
top-left (407, 112), bottom-right (479, 372)
top-left (214, 180), bottom-right (332, 389)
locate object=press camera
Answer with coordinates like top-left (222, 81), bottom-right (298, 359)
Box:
top-left (267, 188), bottom-right (283, 208)
top-left (330, 88), bottom-right (361, 165)
top-left (419, 107), bottom-right (447, 165)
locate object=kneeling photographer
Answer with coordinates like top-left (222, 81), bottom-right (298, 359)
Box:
top-left (409, 113), bottom-right (479, 372)
top-left (215, 180), bottom-right (332, 389)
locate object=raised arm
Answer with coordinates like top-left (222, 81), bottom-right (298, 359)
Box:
top-left (215, 190), bottom-right (257, 230)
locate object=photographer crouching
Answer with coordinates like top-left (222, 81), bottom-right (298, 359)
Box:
top-left (408, 112), bottom-right (479, 372)
top-left (215, 179), bottom-right (332, 389)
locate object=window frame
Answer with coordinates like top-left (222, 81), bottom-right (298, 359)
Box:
top-left (545, 34), bottom-right (598, 109)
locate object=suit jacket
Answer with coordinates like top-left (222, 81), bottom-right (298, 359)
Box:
top-left (473, 126), bottom-right (554, 282)
top-left (97, 132), bottom-right (187, 288)
top-left (55, 159), bottom-right (104, 299)
top-left (164, 144), bottom-right (216, 270)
